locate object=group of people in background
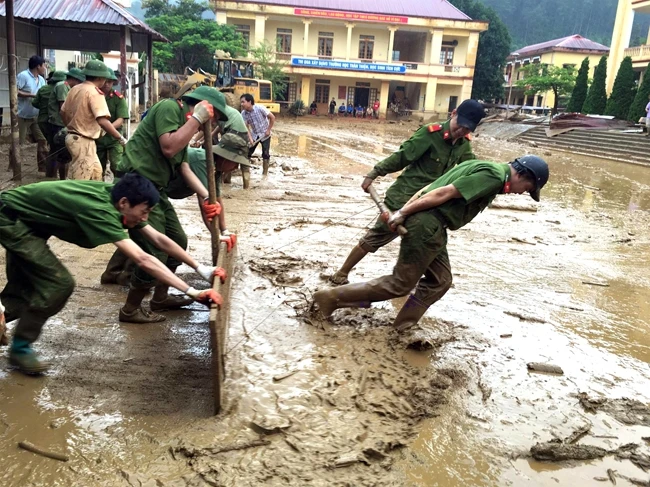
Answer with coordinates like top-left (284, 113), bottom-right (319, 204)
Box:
top-left (307, 97), bottom-right (381, 119)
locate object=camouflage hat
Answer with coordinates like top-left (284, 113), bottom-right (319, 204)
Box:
top-left (106, 68), bottom-right (118, 81)
top-left (181, 86), bottom-right (227, 116)
top-left (66, 67), bottom-right (86, 82)
top-left (213, 132), bottom-right (250, 166)
top-left (82, 59), bottom-right (111, 78)
top-left (49, 70), bottom-right (67, 83)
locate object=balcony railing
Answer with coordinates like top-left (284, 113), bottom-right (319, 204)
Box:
top-left (624, 45), bottom-right (650, 59)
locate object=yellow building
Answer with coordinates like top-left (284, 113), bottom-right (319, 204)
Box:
top-left (610, 0), bottom-right (650, 92)
top-left (502, 35), bottom-right (609, 111)
top-left (213, 0), bottom-right (487, 118)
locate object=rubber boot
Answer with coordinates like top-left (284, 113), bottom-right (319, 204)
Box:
top-left (329, 244), bottom-right (369, 286)
top-left (9, 337), bottom-right (50, 374)
top-left (223, 171), bottom-right (232, 184)
top-left (242, 166), bottom-right (251, 189)
top-left (37, 146), bottom-right (48, 173)
top-left (392, 295), bottom-right (430, 332)
top-left (262, 158), bottom-right (270, 176)
top-left (312, 282), bottom-right (376, 318)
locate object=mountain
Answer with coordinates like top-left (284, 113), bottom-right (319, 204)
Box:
top-left (478, 0), bottom-right (650, 49)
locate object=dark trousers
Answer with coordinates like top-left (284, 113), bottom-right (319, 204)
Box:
top-left (0, 209), bottom-right (75, 344)
top-left (248, 137), bottom-right (271, 159)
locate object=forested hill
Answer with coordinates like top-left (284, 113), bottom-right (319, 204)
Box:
top-left (479, 0), bottom-right (650, 49)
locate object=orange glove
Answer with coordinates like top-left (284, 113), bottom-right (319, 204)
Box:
top-left (186, 287), bottom-right (223, 308)
top-left (213, 267), bottom-right (227, 284)
top-left (201, 199), bottom-right (222, 222)
top-left (220, 232), bottom-right (237, 252)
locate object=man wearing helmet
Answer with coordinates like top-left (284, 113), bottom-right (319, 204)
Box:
top-left (312, 155), bottom-right (550, 335)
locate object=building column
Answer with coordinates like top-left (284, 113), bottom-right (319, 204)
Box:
top-left (303, 19), bottom-right (312, 56)
top-left (379, 80), bottom-right (390, 119)
top-left (461, 79), bottom-right (472, 102)
top-left (466, 32), bottom-right (480, 68)
top-left (607, 0), bottom-right (635, 94)
top-left (387, 26), bottom-right (398, 62)
top-left (425, 78), bottom-right (437, 112)
top-left (346, 23), bottom-right (355, 61)
top-left (430, 29), bottom-right (443, 65)
top-left (215, 10), bottom-right (227, 24)
top-left (300, 76), bottom-right (311, 105)
top-left (254, 15), bottom-right (267, 49)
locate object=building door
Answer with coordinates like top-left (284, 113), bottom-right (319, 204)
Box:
top-left (448, 96), bottom-right (458, 114)
top-left (354, 88), bottom-right (370, 109)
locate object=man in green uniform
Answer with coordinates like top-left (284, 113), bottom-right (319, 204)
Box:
top-left (96, 68), bottom-right (129, 178)
top-left (115, 86), bottom-right (227, 323)
top-left (313, 155), bottom-right (549, 334)
top-left (329, 99), bottom-right (486, 286)
top-left (46, 68), bottom-right (85, 178)
top-left (0, 173), bottom-right (224, 374)
top-left (101, 133), bottom-right (249, 284)
top-left (32, 71), bottom-right (66, 163)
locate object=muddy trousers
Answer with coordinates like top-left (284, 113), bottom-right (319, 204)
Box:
top-left (0, 209), bottom-right (75, 344)
top-left (65, 133), bottom-right (103, 181)
top-left (96, 141), bottom-right (124, 176)
top-left (334, 211), bottom-right (452, 308)
top-left (129, 192), bottom-right (188, 290)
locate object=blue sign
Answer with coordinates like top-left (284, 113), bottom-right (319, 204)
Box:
top-left (291, 57), bottom-right (406, 74)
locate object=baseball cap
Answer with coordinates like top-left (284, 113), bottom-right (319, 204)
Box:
top-left (456, 99), bottom-right (486, 132)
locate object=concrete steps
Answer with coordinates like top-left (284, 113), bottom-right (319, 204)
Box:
top-left (515, 126), bottom-right (650, 166)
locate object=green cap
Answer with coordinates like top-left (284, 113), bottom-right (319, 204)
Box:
top-left (66, 68), bottom-right (86, 82)
top-left (49, 70), bottom-right (67, 83)
top-left (106, 68), bottom-right (118, 81)
top-left (181, 86), bottom-right (226, 116)
top-left (82, 59), bottom-right (111, 78)
top-left (212, 132), bottom-right (250, 166)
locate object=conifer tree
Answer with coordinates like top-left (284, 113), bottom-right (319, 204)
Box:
top-left (566, 57), bottom-right (589, 113)
top-left (582, 56), bottom-right (608, 115)
top-left (605, 57), bottom-right (636, 119)
top-left (628, 62), bottom-right (650, 122)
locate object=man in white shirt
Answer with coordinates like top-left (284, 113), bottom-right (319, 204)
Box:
top-left (240, 93), bottom-right (275, 176)
top-left (17, 55), bottom-right (47, 170)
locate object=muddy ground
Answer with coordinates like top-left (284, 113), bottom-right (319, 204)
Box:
top-left (2, 117), bottom-right (650, 486)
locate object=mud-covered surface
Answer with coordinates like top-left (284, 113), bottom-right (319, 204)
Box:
top-left (3, 118), bottom-right (650, 485)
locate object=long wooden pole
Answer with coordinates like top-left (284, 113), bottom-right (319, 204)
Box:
top-left (203, 120), bottom-right (220, 265)
top-left (6, 0), bottom-right (21, 179)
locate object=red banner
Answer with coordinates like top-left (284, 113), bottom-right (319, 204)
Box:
top-left (294, 8), bottom-right (409, 24)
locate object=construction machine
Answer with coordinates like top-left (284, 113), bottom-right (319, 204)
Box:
top-left (159, 51), bottom-right (280, 113)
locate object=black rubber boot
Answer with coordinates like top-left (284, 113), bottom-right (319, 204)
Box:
top-left (262, 158), bottom-right (270, 176)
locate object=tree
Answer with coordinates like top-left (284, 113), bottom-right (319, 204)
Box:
top-left (448, 0), bottom-right (512, 101)
top-left (516, 64), bottom-right (576, 116)
top-left (143, 0), bottom-right (246, 73)
top-left (582, 56), bottom-right (608, 115)
top-left (605, 57), bottom-right (637, 119)
top-left (628, 62), bottom-right (650, 121)
top-left (566, 57), bottom-right (589, 113)
top-left (249, 40), bottom-right (288, 100)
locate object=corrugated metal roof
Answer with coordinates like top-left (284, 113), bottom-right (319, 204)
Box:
top-left (230, 0), bottom-right (472, 21)
top-left (511, 35), bottom-right (609, 57)
top-left (0, 0), bottom-right (166, 41)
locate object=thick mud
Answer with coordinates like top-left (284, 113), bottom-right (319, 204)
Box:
top-left (2, 118), bottom-right (650, 486)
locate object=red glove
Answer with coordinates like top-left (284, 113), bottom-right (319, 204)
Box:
top-left (220, 233), bottom-right (237, 252)
top-left (202, 199), bottom-right (222, 222)
top-left (188, 288), bottom-right (223, 308)
top-left (213, 267), bottom-right (227, 284)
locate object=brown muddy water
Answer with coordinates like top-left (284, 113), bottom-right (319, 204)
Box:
top-left (2, 118), bottom-right (650, 487)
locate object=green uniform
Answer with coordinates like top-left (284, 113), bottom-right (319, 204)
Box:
top-left (219, 105), bottom-right (248, 135)
top-left (0, 180), bottom-right (137, 345)
top-left (32, 84), bottom-right (54, 147)
top-left (48, 81), bottom-right (69, 127)
top-left (357, 160), bottom-right (510, 309)
top-left (360, 120), bottom-right (475, 254)
top-left (118, 98), bottom-right (192, 289)
top-left (96, 88), bottom-right (129, 174)
top-left (167, 148), bottom-right (221, 199)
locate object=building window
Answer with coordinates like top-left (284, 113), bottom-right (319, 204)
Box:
top-left (359, 35), bottom-right (374, 60)
top-left (288, 82), bottom-right (297, 103)
top-left (318, 32), bottom-right (334, 58)
top-left (369, 88), bottom-right (378, 104)
top-left (347, 86), bottom-right (355, 105)
top-left (440, 47), bottom-right (454, 65)
top-left (277, 28), bottom-right (292, 54)
top-left (315, 82), bottom-right (330, 103)
top-left (235, 25), bottom-right (250, 49)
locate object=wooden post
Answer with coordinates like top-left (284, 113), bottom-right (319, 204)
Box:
top-left (147, 35), bottom-right (154, 106)
top-left (120, 26), bottom-right (128, 92)
top-left (6, 0), bottom-right (21, 179)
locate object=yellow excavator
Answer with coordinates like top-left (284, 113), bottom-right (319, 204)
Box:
top-left (159, 52), bottom-right (280, 113)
